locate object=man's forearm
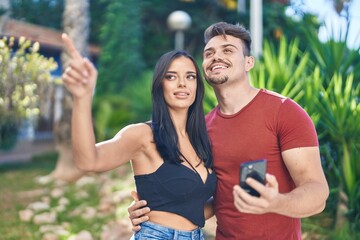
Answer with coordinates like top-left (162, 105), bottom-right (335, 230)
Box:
top-left (273, 181), bottom-right (328, 218)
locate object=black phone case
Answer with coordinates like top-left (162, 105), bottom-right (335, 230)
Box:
top-left (240, 159), bottom-right (267, 197)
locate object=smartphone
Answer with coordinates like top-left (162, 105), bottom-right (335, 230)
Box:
top-left (239, 159), bottom-right (267, 197)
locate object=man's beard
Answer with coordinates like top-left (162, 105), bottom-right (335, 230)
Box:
top-left (205, 75), bottom-right (228, 85)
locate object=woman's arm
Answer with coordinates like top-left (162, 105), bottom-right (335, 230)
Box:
top-left (62, 34), bottom-right (143, 172)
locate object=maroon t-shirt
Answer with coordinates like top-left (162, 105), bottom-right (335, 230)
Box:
top-left (206, 89), bottom-right (318, 240)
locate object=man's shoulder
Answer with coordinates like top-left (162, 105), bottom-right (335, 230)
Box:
top-left (261, 89), bottom-right (287, 101)
top-left (258, 89), bottom-right (306, 116)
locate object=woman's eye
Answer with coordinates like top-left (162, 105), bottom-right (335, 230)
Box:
top-left (187, 75), bottom-right (196, 80)
top-left (165, 75), bottom-right (176, 80)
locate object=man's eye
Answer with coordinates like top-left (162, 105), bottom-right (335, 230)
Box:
top-left (204, 52), bottom-right (213, 58)
top-left (224, 49), bottom-right (232, 53)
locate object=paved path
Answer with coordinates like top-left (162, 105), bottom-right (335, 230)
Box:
top-left (0, 139), bottom-right (56, 164)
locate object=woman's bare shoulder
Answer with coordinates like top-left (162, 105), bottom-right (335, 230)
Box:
top-left (114, 122), bottom-right (153, 142)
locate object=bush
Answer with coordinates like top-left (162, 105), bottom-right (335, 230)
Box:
top-left (0, 108), bottom-right (20, 150)
top-left (0, 36), bottom-right (57, 150)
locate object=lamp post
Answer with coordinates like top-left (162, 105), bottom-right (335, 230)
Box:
top-left (236, 0), bottom-right (263, 57)
top-left (250, 0), bottom-right (263, 57)
top-left (167, 10), bottom-right (192, 50)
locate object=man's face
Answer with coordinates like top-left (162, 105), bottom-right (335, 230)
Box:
top-left (202, 35), bottom-right (252, 86)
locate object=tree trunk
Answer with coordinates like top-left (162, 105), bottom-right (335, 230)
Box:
top-left (50, 0), bottom-right (90, 182)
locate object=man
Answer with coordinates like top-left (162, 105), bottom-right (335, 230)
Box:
top-left (128, 22), bottom-right (329, 239)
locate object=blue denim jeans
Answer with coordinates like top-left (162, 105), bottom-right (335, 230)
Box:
top-left (130, 221), bottom-right (205, 240)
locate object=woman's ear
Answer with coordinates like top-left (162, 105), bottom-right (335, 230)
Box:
top-left (245, 56), bottom-right (255, 71)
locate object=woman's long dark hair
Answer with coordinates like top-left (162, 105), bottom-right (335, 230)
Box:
top-left (151, 50), bottom-right (213, 168)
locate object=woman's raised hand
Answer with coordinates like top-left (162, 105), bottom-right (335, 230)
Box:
top-left (61, 33), bottom-right (98, 98)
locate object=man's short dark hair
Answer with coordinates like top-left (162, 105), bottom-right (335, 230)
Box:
top-left (204, 22), bottom-right (252, 56)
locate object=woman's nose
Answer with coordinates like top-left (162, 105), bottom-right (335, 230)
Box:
top-left (178, 77), bottom-right (186, 87)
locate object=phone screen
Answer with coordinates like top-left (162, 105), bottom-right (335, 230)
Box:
top-left (239, 159), bottom-right (267, 197)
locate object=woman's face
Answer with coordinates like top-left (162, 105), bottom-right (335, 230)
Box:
top-left (162, 56), bottom-right (197, 111)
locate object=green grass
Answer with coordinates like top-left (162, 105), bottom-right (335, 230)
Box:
top-left (0, 152), bottom-right (57, 240)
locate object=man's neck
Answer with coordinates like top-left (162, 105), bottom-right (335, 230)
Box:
top-left (214, 82), bottom-right (259, 115)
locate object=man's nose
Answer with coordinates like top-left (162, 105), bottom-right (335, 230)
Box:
top-left (213, 51), bottom-right (223, 61)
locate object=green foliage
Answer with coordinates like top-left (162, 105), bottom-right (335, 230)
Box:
top-left (120, 70), bottom-right (152, 122)
top-left (303, 24), bottom-right (360, 85)
top-left (328, 222), bottom-right (360, 240)
top-left (93, 94), bottom-right (133, 142)
top-left (263, 2), bottom-right (321, 49)
top-left (88, 0), bottom-right (111, 44)
top-left (97, 0), bottom-right (145, 94)
top-left (10, 0), bottom-right (108, 45)
top-left (10, 0), bottom-right (64, 30)
top-left (316, 74), bottom-right (360, 144)
top-left (93, 70), bottom-right (152, 141)
top-left (0, 36), bottom-right (57, 150)
top-left (0, 36), bottom-right (57, 114)
top-left (314, 74), bottom-right (360, 231)
top-left (0, 108), bottom-right (20, 150)
top-left (301, 20), bottom-right (360, 233)
top-left (249, 37), bottom-right (309, 104)
top-left (203, 81), bottom-right (217, 114)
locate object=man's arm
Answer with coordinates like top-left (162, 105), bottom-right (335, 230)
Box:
top-left (205, 197), bottom-right (215, 220)
top-left (128, 192), bottom-right (215, 230)
top-left (233, 146), bottom-right (329, 218)
top-left (127, 191), bottom-right (150, 231)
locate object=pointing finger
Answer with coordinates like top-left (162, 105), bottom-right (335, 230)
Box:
top-left (62, 33), bottom-right (83, 60)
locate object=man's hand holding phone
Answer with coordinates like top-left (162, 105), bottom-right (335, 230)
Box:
top-left (240, 159), bottom-right (267, 197)
top-left (233, 160), bottom-right (280, 215)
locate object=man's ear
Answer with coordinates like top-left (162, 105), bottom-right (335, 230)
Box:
top-left (245, 56), bottom-right (255, 71)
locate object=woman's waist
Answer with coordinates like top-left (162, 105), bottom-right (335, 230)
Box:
top-left (147, 210), bottom-right (198, 231)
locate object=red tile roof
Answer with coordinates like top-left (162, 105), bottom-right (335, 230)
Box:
top-left (0, 17), bottom-right (100, 56)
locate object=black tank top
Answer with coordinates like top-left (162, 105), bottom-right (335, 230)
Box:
top-left (134, 162), bottom-right (217, 227)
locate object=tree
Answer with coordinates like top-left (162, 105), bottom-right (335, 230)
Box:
top-left (9, 0), bottom-right (64, 30)
top-left (97, 0), bottom-right (144, 95)
top-left (8, 0), bottom-right (107, 45)
top-left (50, 0), bottom-right (90, 182)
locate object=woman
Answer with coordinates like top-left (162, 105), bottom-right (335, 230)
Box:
top-left (61, 34), bottom-right (217, 240)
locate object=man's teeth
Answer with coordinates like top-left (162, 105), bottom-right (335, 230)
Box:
top-left (212, 65), bottom-right (226, 71)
